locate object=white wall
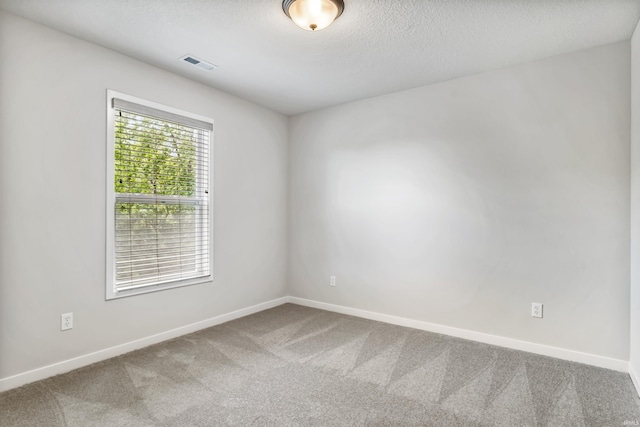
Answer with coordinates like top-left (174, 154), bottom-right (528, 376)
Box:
top-left (0, 11), bottom-right (288, 381)
top-left (630, 20), bottom-right (640, 392)
top-left (289, 42), bottom-right (631, 360)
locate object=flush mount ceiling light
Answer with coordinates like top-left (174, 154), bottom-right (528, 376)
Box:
top-left (282, 0), bottom-right (344, 31)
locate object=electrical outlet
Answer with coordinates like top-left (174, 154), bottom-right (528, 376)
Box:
top-left (330, 276), bottom-right (336, 287)
top-left (61, 313), bottom-right (73, 331)
top-left (531, 303), bottom-right (543, 319)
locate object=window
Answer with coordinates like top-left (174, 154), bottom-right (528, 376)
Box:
top-left (106, 90), bottom-right (213, 299)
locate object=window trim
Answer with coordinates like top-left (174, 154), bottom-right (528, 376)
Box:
top-left (106, 90), bottom-right (214, 300)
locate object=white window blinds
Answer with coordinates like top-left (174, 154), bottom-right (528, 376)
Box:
top-left (108, 94), bottom-right (212, 297)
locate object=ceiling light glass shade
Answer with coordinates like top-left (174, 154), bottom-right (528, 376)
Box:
top-left (283, 0), bottom-right (344, 31)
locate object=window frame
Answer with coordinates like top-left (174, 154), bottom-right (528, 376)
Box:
top-left (106, 90), bottom-right (214, 300)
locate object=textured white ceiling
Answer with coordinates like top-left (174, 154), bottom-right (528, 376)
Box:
top-left (1, 0), bottom-right (639, 115)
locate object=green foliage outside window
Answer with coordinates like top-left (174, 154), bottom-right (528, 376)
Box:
top-left (114, 111), bottom-right (198, 197)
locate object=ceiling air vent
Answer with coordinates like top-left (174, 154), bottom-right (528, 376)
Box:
top-left (179, 55), bottom-right (218, 71)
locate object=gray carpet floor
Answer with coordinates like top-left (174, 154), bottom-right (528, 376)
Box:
top-left (1, 303), bottom-right (639, 426)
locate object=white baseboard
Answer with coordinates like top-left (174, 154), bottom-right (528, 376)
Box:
top-left (0, 297), bottom-right (289, 393)
top-left (630, 363), bottom-right (640, 397)
top-left (287, 297), bottom-right (629, 373)
top-left (1, 295), bottom-right (632, 393)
